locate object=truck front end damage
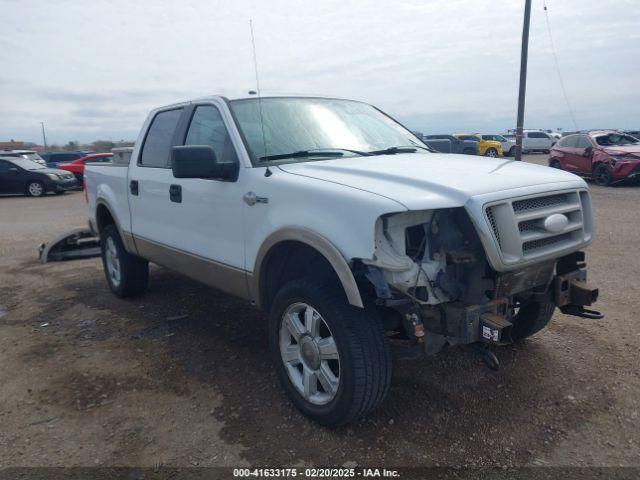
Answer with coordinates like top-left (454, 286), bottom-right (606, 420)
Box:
top-left (356, 188), bottom-right (602, 359)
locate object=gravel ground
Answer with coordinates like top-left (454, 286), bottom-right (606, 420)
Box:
top-left (0, 154), bottom-right (638, 469)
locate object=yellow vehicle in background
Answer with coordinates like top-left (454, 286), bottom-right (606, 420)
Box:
top-left (453, 134), bottom-right (503, 157)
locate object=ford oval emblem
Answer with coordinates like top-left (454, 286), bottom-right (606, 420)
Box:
top-left (543, 213), bottom-right (569, 233)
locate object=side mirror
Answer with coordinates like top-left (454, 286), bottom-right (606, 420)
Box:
top-left (171, 145), bottom-right (238, 181)
top-left (583, 146), bottom-right (593, 157)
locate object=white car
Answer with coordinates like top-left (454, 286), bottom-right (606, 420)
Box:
top-left (482, 134), bottom-right (516, 157)
top-left (0, 150), bottom-right (47, 166)
top-left (85, 95), bottom-right (601, 425)
top-left (522, 130), bottom-right (556, 153)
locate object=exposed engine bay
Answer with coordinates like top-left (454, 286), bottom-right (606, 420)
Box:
top-left (358, 208), bottom-right (601, 358)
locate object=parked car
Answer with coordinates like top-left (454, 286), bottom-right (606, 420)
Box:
top-left (549, 130), bottom-right (640, 186)
top-left (423, 134), bottom-right (479, 155)
top-left (0, 150), bottom-right (47, 166)
top-left (482, 134), bottom-right (516, 157)
top-left (57, 153), bottom-right (113, 182)
top-left (521, 130), bottom-right (556, 153)
top-left (41, 151), bottom-right (90, 167)
top-left (544, 130), bottom-right (562, 141)
top-left (0, 156), bottom-right (77, 196)
top-left (454, 134), bottom-right (503, 157)
top-left (85, 94), bottom-right (600, 426)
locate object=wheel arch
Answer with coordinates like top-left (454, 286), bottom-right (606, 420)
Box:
top-left (95, 199), bottom-right (137, 254)
top-left (252, 227), bottom-right (364, 312)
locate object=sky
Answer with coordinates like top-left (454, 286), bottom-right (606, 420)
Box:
top-left (1, 0), bottom-right (638, 144)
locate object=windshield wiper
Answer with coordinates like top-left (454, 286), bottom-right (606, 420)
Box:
top-left (367, 145), bottom-right (430, 155)
top-left (259, 148), bottom-right (370, 162)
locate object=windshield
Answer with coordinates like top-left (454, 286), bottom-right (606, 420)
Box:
top-left (229, 97), bottom-right (426, 164)
top-left (8, 158), bottom-right (46, 170)
top-left (595, 133), bottom-right (640, 147)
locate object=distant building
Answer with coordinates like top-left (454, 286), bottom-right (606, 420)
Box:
top-left (0, 140), bottom-right (27, 150)
top-left (0, 140), bottom-right (41, 151)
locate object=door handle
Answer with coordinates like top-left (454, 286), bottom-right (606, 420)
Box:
top-left (169, 184), bottom-right (182, 203)
top-left (243, 191), bottom-right (269, 206)
top-left (130, 180), bottom-right (139, 196)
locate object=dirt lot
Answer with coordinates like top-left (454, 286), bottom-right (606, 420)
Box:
top-left (1, 155), bottom-right (639, 469)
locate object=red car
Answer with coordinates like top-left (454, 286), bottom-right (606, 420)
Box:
top-left (57, 153), bottom-right (113, 182)
top-left (549, 131), bottom-right (640, 186)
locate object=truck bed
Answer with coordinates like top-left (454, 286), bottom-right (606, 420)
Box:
top-left (85, 163), bottom-right (130, 236)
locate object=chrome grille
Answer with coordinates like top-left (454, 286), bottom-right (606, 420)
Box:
top-left (484, 189), bottom-right (593, 265)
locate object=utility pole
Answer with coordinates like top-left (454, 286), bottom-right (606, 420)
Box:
top-left (515, 0), bottom-right (532, 161)
top-left (40, 122), bottom-right (48, 151)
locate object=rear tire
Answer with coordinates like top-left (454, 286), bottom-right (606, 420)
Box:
top-left (269, 277), bottom-right (392, 426)
top-left (510, 301), bottom-right (555, 341)
top-left (593, 164), bottom-right (613, 186)
top-left (26, 180), bottom-right (45, 197)
top-left (549, 159), bottom-right (562, 169)
top-left (100, 224), bottom-right (149, 298)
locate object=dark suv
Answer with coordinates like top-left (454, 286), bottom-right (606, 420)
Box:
top-left (41, 151), bottom-right (89, 167)
top-left (423, 134), bottom-right (479, 155)
top-left (549, 131), bottom-right (640, 186)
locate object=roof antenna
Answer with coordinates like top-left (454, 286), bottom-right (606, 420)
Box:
top-left (249, 19), bottom-right (271, 177)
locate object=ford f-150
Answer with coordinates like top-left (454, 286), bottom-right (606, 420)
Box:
top-left (85, 95), bottom-right (601, 426)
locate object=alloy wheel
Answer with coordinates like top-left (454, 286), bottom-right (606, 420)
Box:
top-left (486, 148), bottom-right (498, 157)
top-left (279, 302), bottom-right (340, 405)
top-left (595, 167), bottom-right (612, 186)
top-left (105, 236), bottom-right (122, 287)
top-left (28, 182), bottom-right (44, 196)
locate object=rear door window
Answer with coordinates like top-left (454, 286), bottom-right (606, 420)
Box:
top-left (140, 108), bottom-right (183, 168)
top-left (0, 160), bottom-right (13, 173)
top-left (563, 136), bottom-right (578, 148)
top-left (575, 136), bottom-right (592, 149)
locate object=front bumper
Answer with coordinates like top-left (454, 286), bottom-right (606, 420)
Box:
top-left (51, 178), bottom-right (78, 191)
top-left (613, 161), bottom-right (640, 181)
top-left (416, 251), bottom-right (601, 348)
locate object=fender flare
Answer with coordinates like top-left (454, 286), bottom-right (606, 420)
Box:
top-left (95, 199), bottom-right (137, 254)
top-left (252, 227), bottom-right (364, 310)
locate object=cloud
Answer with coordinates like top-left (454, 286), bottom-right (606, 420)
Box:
top-left (0, 0), bottom-right (638, 143)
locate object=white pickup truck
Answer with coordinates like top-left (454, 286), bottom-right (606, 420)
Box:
top-left (85, 95), bottom-right (601, 426)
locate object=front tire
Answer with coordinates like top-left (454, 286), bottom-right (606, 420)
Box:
top-left (100, 224), bottom-right (149, 298)
top-left (510, 301), bottom-right (555, 341)
top-left (269, 277), bottom-right (392, 426)
top-left (549, 159), bottom-right (562, 169)
top-left (26, 180), bottom-right (45, 197)
top-left (593, 164), bottom-right (613, 186)
top-left (484, 147), bottom-right (499, 157)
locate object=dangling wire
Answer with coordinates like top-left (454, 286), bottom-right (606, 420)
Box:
top-left (543, 1), bottom-right (579, 131)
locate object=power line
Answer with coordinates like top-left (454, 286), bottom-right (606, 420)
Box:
top-left (543, 1), bottom-right (579, 130)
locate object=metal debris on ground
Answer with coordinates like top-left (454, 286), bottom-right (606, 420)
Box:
top-left (39, 227), bottom-right (101, 263)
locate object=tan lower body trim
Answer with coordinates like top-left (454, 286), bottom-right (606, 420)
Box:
top-left (122, 231), bottom-right (137, 255)
top-left (133, 236), bottom-right (250, 301)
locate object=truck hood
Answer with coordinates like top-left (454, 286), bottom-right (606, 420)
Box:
top-left (278, 152), bottom-right (586, 210)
